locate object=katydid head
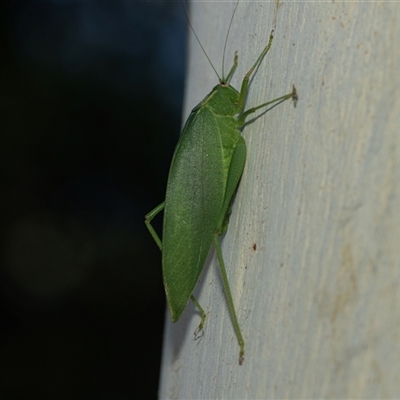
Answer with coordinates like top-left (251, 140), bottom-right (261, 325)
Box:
top-left (207, 84), bottom-right (241, 116)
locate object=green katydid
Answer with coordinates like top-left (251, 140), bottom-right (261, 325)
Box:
top-left (145, 3), bottom-right (297, 365)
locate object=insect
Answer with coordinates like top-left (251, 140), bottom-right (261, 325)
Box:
top-left (145, 3), bottom-right (297, 365)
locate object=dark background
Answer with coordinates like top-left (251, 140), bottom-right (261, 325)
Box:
top-left (0, 1), bottom-right (186, 398)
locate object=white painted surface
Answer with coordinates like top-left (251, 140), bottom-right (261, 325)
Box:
top-left (159, 1), bottom-right (400, 399)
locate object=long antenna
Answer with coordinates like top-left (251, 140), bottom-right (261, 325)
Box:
top-left (222, 0), bottom-right (240, 80)
top-left (183, 1), bottom-right (220, 80)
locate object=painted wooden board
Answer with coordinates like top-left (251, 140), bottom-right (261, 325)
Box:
top-left (159, 1), bottom-right (400, 398)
